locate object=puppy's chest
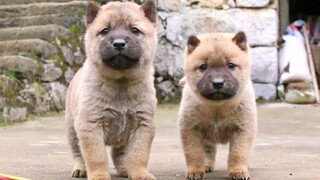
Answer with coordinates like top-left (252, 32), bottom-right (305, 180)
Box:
top-left (200, 116), bottom-right (239, 143)
top-left (87, 83), bottom-right (154, 147)
top-left (101, 107), bottom-right (140, 147)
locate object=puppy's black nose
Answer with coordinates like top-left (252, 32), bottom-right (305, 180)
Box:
top-left (212, 78), bottom-right (224, 89)
top-left (112, 39), bottom-right (127, 51)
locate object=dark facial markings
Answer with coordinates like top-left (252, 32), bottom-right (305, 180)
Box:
top-left (197, 65), bottom-right (239, 101)
top-left (98, 26), bottom-right (142, 70)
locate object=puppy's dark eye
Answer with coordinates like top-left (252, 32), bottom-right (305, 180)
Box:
top-left (228, 62), bottom-right (236, 70)
top-left (199, 63), bottom-right (208, 72)
top-left (131, 27), bottom-right (141, 35)
top-left (100, 28), bottom-right (109, 35)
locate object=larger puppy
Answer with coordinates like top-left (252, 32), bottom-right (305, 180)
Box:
top-left (179, 32), bottom-right (257, 180)
top-left (65, 1), bottom-right (158, 179)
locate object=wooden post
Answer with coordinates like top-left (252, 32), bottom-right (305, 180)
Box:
top-left (279, 0), bottom-right (289, 34)
top-left (302, 26), bottom-right (320, 103)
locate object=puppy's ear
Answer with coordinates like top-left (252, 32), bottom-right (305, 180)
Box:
top-left (187, 35), bottom-right (200, 54)
top-left (85, 1), bottom-right (100, 27)
top-left (101, 0), bottom-right (123, 5)
top-left (141, 0), bottom-right (157, 23)
top-left (100, 0), bottom-right (113, 5)
top-left (232, 31), bottom-right (247, 51)
top-left (134, 0), bottom-right (143, 5)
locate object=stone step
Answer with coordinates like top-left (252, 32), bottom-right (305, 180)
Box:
top-left (0, 39), bottom-right (57, 58)
top-left (0, 24), bottom-right (72, 41)
top-left (0, 1), bottom-right (87, 18)
top-left (0, 75), bottom-right (21, 98)
top-left (0, 56), bottom-right (39, 75)
top-left (0, 0), bottom-right (86, 6)
top-left (0, 14), bottom-right (83, 28)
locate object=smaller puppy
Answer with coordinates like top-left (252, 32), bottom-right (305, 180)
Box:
top-left (179, 32), bottom-right (257, 180)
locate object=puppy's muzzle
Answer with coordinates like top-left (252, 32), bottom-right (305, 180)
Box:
top-left (212, 78), bottom-right (224, 89)
top-left (103, 55), bottom-right (138, 71)
top-left (112, 39), bottom-right (127, 51)
top-left (101, 38), bottom-right (140, 70)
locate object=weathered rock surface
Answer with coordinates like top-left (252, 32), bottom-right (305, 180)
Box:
top-left (158, 0), bottom-right (181, 11)
top-left (18, 83), bottom-right (51, 113)
top-left (0, 75), bottom-right (20, 98)
top-left (0, 56), bottom-right (38, 75)
top-left (251, 47), bottom-right (278, 84)
top-left (166, 8), bottom-right (277, 47)
top-left (156, 80), bottom-right (178, 101)
top-left (155, 41), bottom-right (184, 83)
top-left (0, 0), bottom-right (86, 118)
top-left (0, 1), bottom-right (87, 18)
top-left (0, 97), bottom-right (4, 111)
top-left (0, 14), bottom-right (83, 28)
top-left (64, 67), bottom-right (74, 83)
top-left (45, 82), bottom-right (67, 111)
top-left (211, 9), bottom-right (278, 46)
top-left (61, 45), bottom-right (75, 65)
top-left (3, 106), bottom-right (27, 121)
top-left (253, 83), bottom-right (277, 101)
top-left (41, 63), bottom-right (63, 82)
top-left (0, 0), bottom-right (85, 5)
top-left (186, 0), bottom-right (227, 9)
top-left (166, 9), bottom-right (213, 47)
top-left (0, 24), bottom-right (71, 41)
top-left (227, 0), bottom-right (236, 8)
top-left (0, 39), bottom-right (58, 58)
top-left (73, 47), bottom-right (85, 64)
top-left (236, 0), bottom-right (271, 8)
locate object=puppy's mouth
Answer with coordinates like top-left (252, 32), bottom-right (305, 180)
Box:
top-left (102, 54), bottom-right (139, 70)
top-left (201, 91), bottom-right (235, 101)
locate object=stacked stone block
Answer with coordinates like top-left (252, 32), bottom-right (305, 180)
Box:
top-left (0, 0), bottom-right (87, 121)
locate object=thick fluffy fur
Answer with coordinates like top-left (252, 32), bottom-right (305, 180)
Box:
top-left (65, 1), bottom-right (158, 180)
top-left (179, 33), bottom-right (257, 180)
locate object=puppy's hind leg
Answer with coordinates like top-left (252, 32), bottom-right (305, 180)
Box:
top-left (66, 114), bottom-right (87, 178)
top-left (111, 146), bottom-right (128, 177)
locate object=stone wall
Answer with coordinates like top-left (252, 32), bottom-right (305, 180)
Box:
top-left (0, 0), bottom-right (279, 122)
top-left (155, 0), bottom-right (279, 101)
top-left (0, 0), bottom-right (87, 122)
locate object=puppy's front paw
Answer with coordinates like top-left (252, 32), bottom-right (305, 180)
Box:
top-left (71, 163), bottom-right (87, 178)
top-left (186, 169), bottom-right (205, 179)
top-left (229, 171), bottom-right (250, 180)
top-left (89, 172), bottom-right (111, 180)
top-left (72, 168), bottom-right (87, 178)
top-left (117, 170), bottom-right (128, 177)
top-left (205, 165), bottom-right (214, 173)
top-left (130, 172), bottom-right (156, 180)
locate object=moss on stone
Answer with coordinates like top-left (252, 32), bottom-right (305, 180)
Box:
top-left (48, 54), bottom-right (68, 72)
top-left (47, 23), bottom-right (85, 74)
